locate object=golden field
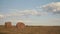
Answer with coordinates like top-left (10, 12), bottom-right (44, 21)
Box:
top-left (0, 25), bottom-right (60, 34)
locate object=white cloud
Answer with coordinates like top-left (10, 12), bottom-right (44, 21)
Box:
top-left (4, 2), bottom-right (60, 18)
top-left (40, 2), bottom-right (60, 14)
top-left (0, 14), bottom-right (4, 18)
top-left (19, 9), bottom-right (38, 16)
top-left (4, 9), bottom-right (48, 18)
top-left (17, 19), bottom-right (32, 23)
top-left (51, 18), bottom-right (60, 23)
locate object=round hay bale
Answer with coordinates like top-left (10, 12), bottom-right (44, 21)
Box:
top-left (16, 22), bottom-right (25, 29)
top-left (5, 22), bottom-right (12, 28)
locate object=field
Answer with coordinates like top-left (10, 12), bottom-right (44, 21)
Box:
top-left (0, 25), bottom-right (60, 34)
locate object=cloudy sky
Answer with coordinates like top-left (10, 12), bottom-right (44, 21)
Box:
top-left (0, 0), bottom-right (60, 26)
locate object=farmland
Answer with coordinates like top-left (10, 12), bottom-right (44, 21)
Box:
top-left (0, 25), bottom-right (60, 34)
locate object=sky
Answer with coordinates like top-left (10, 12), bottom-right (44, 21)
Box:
top-left (0, 0), bottom-right (60, 26)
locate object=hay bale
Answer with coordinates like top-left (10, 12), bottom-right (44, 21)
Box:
top-left (16, 22), bottom-right (25, 29)
top-left (5, 22), bottom-right (12, 28)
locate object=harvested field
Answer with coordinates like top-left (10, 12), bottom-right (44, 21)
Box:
top-left (0, 25), bottom-right (60, 34)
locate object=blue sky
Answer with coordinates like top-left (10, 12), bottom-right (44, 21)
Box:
top-left (0, 0), bottom-right (60, 26)
top-left (0, 0), bottom-right (59, 10)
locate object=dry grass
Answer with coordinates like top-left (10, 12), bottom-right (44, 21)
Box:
top-left (0, 25), bottom-right (60, 34)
